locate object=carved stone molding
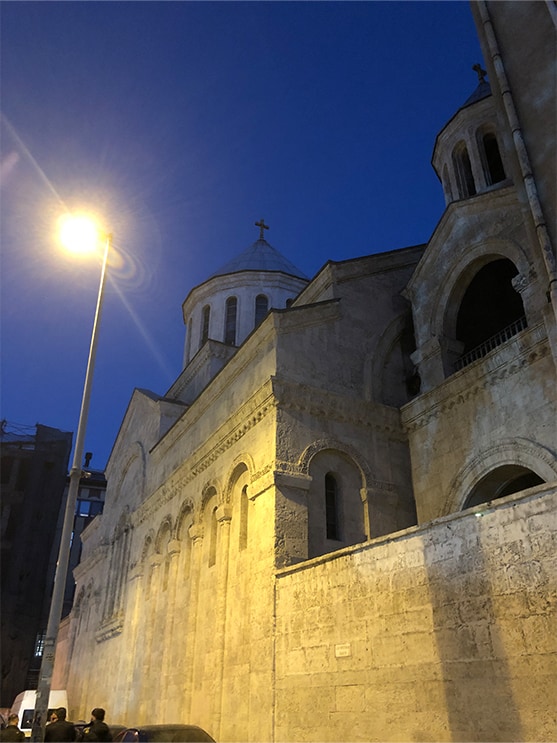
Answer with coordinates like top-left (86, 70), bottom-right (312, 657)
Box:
top-left (216, 504), bottom-right (233, 522)
top-left (95, 612), bottom-right (124, 643)
top-left (402, 328), bottom-right (549, 433)
top-left (367, 479), bottom-right (397, 493)
top-left (272, 377), bottom-right (404, 439)
top-left (298, 438), bottom-right (374, 486)
top-left (135, 384), bottom-right (276, 526)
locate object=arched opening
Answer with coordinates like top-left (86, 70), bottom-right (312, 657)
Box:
top-left (378, 314), bottom-right (419, 406)
top-left (224, 296), bottom-right (237, 345)
top-left (482, 132), bottom-right (506, 185)
top-left (307, 449), bottom-right (365, 559)
top-left (176, 505), bottom-right (193, 579)
top-left (201, 305), bottom-right (210, 346)
top-left (208, 505), bottom-right (218, 567)
top-left (442, 164), bottom-right (453, 203)
top-left (325, 473), bottom-right (340, 541)
top-left (452, 142), bottom-right (476, 198)
top-left (464, 465), bottom-right (544, 509)
top-left (454, 258), bottom-right (526, 370)
top-left (254, 294), bottom-right (269, 328)
top-left (239, 485), bottom-right (249, 550)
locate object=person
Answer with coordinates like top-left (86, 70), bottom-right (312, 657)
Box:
top-left (0, 714), bottom-right (25, 741)
top-left (44, 707), bottom-right (76, 742)
top-left (81, 709), bottom-right (112, 742)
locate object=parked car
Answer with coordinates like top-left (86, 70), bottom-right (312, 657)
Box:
top-left (74, 722), bottom-right (127, 741)
top-left (112, 725), bottom-right (215, 742)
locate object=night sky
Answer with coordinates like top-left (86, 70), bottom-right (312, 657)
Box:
top-left (1, 1), bottom-right (483, 470)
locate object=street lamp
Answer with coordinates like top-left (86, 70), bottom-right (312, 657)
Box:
top-left (31, 216), bottom-right (112, 742)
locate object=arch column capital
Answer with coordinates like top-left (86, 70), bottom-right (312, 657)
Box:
top-left (188, 522), bottom-right (204, 543)
top-left (216, 504), bottom-right (232, 523)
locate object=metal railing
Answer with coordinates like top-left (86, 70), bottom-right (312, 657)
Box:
top-left (454, 315), bottom-right (527, 371)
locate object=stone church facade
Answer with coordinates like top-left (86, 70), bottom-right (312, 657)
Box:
top-left (55, 3), bottom-right (556, 741)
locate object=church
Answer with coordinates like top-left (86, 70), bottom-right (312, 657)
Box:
top-left (55, 2), bottom-right (556, 741)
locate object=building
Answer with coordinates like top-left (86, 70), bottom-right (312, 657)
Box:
top-left (61, 457), bottom-right (108, 619)
top-left (56, 3), bottom-right (556, 741)
top-left (0, 424), bottom-right (107, 706)
top-left (0, 422), bottom-right (72, 707)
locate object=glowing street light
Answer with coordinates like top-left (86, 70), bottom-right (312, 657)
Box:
top-left (32, 215), bottom-right (112, 742)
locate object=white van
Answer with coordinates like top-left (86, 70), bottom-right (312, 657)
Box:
top-left (10, 690), bottom-right (68, 738)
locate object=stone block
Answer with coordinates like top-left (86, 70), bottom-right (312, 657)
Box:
top-left (334, 684), bottom-right (366, 712)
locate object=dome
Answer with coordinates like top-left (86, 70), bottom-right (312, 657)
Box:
top-left (211, 227), bottom-right (308, 280)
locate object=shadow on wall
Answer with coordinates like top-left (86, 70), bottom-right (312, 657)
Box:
top-left (420, 507), bottom-right (529, 742)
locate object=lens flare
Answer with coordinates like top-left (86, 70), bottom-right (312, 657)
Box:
top-left (59, 214), bottom-right (100, 254)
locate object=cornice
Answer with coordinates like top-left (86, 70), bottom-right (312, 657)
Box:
top-left (134, 379), bottom-right (277, 525)
top-left (95, 612), bottom-right (124, 643)
top-left (73, 542), bottom-right (109, 581)
top-left (272, 376), bottom-right (405, 439)
top-left (167, 340), bottom-right (236, 400)
top-left (401, 324), bottom-right (549, 433)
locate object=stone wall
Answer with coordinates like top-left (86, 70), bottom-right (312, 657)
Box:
top-left (274, 486), bottom-right (557, 742)
top-left (402, 323), bottom-right (556, 523)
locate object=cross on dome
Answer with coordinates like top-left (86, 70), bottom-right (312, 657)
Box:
top-left (255, 219), bottom-right (269, 240)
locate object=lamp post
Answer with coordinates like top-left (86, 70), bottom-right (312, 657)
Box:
top-left (31, 219), bottom-right (112, 742)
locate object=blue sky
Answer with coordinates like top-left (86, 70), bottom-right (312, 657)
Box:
top-left (1, 1), bottom-right (483, 470)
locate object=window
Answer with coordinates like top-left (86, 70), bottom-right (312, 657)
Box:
top-left (454, 258), bottom-right (526, 370)
top-left (224, 297), bottom-right (237, 345)
top-left (442, 164), bottom-right (453, 203)
top-left (77, 500), bottom-right (90, 516)
top-left (452, 143), bottom-right (476, 198)
top-left (76, 500), bottom-right (103, 517)
top-left (255, 294), bottom-right (269, 328)
top-left (464, 465), bottom-right (544, 509)
top-left (325, 473), bottom-right (340, 540)
top-left (209, 506), bottom-right (218, 566)
top-left (34, 631), bottom-right (46, 657)
top-left (239, 485), bottom-right (249, 550)
top-left (482, 132), bottom-right (505, 185)
top-left (201, 305), bottom-right (210, 345)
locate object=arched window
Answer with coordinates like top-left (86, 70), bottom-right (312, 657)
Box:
top-left (442, 164), bottom-right (453, 203)
top-left (464, 466), bottom-right (544, 509)
top-left (254, 294), bottom-right (269, 328)
top-left (285, 298), bottom-right (294, 308)
top-left (224, 297), bottom-right (237, 345)
top-left (209, 506), bottom-right (218, 567)
top-left (454, 258), bottom-right (526, 370)
top-left (307, 450), bottom-right (366, 559)
top-left (452, 143), bottom-right (476, 198)
top-left (239, 485), bottom-right (249, 550)
top-left (201, 305), bottom-right (210, 345)
top-left (482, 132), bottom-right (506, 185)
top-left (325, 473), bottom-right (340, 540)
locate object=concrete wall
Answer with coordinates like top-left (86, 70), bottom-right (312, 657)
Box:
top-left (274, 487), bottom-right (557, 742)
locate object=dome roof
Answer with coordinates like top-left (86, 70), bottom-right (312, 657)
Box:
top-left (459, 64), bottom-right (492, 109)
top-left (211, 237), bottom-right (309, 280)
top-left (461, 79), bottom-right (491, 108)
